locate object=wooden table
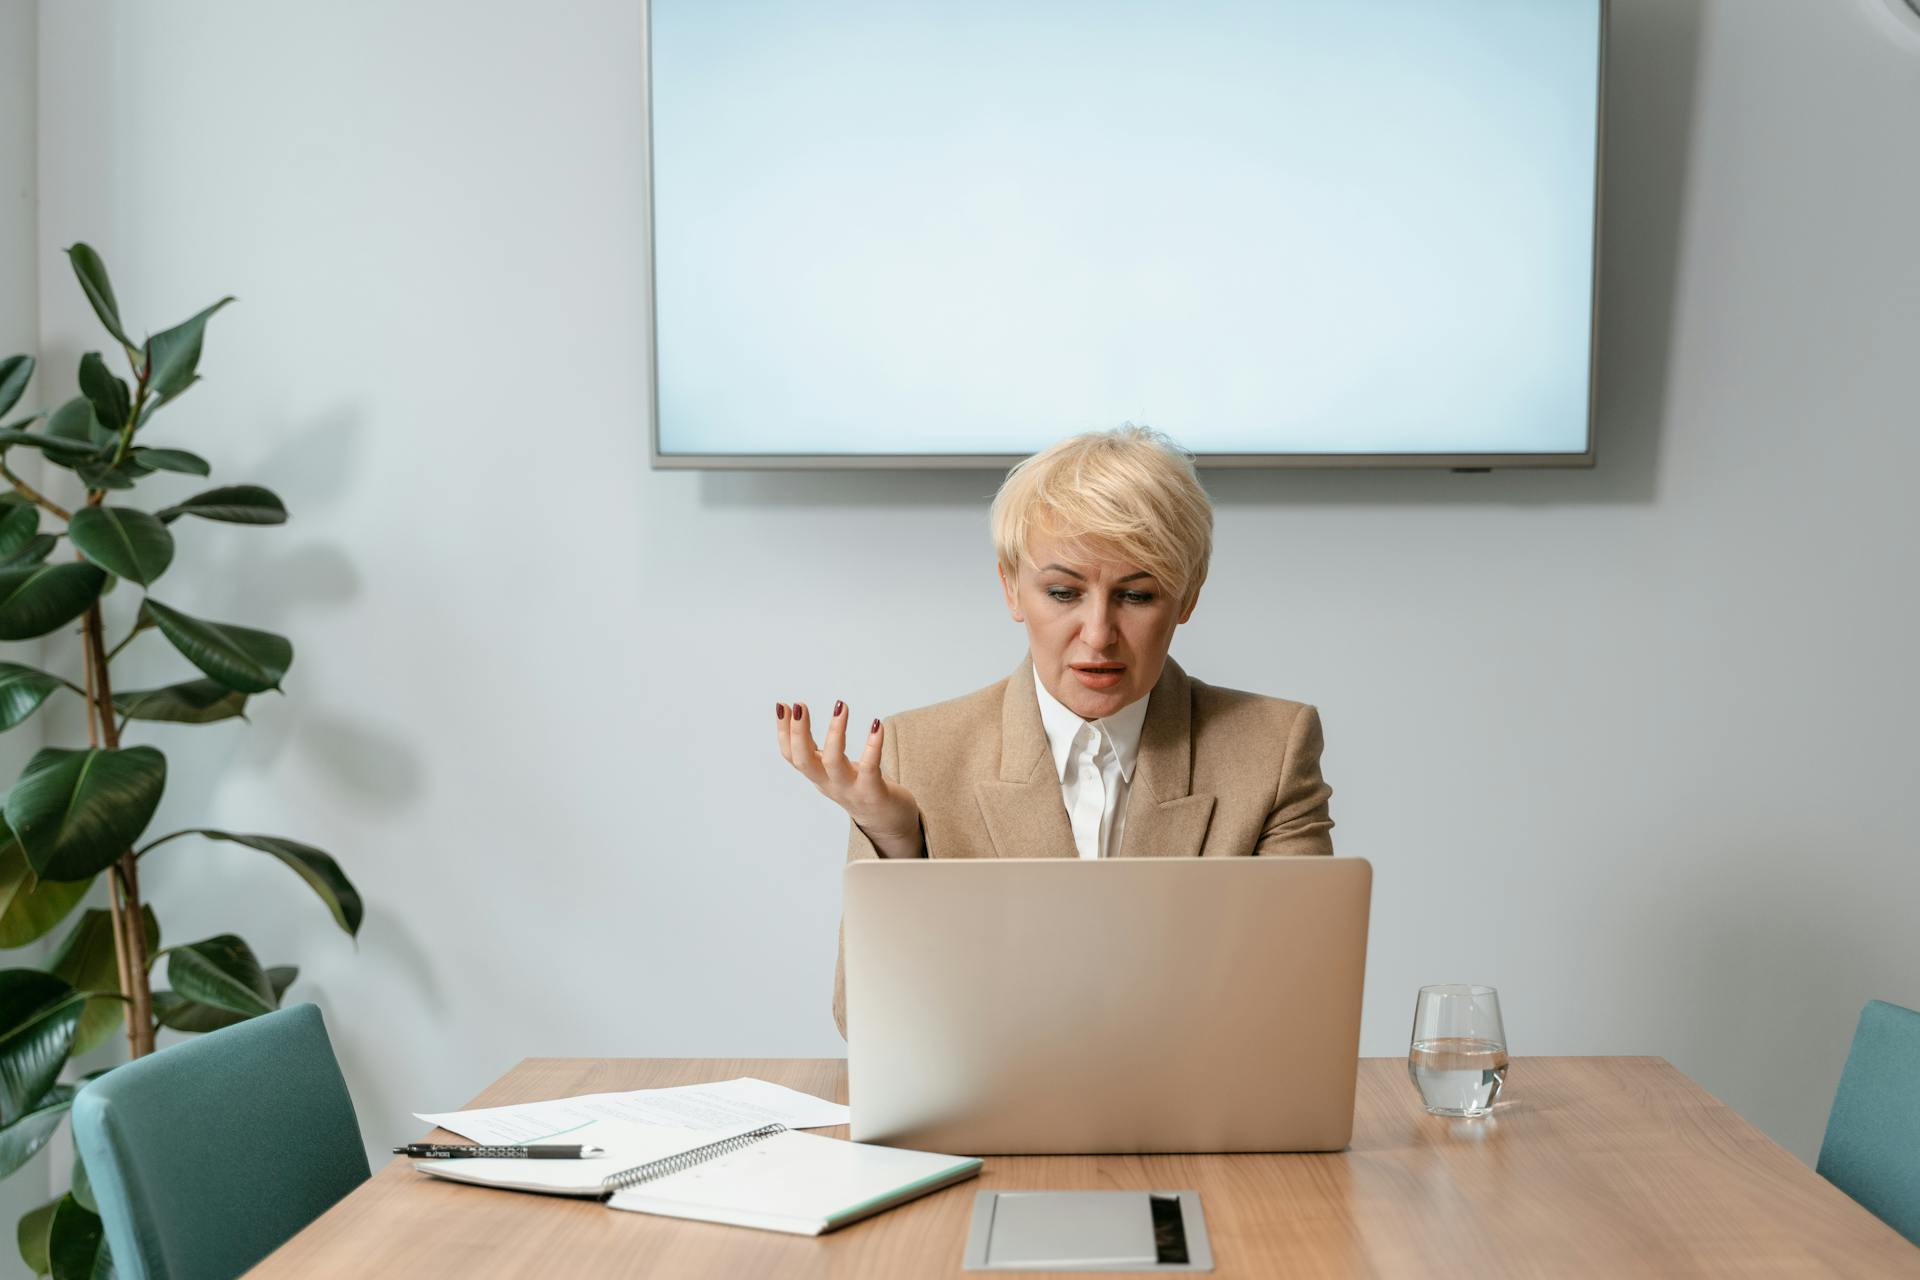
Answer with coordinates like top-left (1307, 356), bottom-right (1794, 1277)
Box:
top-left (251, 1057), bottom-right (1920, 1278)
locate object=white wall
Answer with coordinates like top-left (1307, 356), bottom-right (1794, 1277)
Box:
top-left (0, 2), bottom-right (47, 1269)
top-left (0, 4), bottom-right (29, 342)
top-left (22, 0), bottom-right (1920, 1192)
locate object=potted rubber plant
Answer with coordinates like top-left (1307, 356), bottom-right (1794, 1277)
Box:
top-left (0, 244), bottom-right (362, 1278)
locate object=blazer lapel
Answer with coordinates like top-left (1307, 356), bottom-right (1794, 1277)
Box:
top-left (974, 658), bottom-right (1078, 858)
top-left (1117, 657), bottom-right (1216, 858)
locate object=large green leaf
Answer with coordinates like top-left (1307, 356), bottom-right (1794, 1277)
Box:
top-left (151, 830), bottom-right (360, 936)
top-left (164, 935), bottom-right (274, 1017)
top-left (0, 1088), bottom-right (73, 1184)
top-left (42, 399), bottom-right (105, 452)
top-left (18, 1194), bottom-right (58, 1275)
top-left (140, 600), bottom-right (290, 694)
top-left (0, 356), bottom-right (31, 421)
top-left (0, 663), bottom-right (71, 732)
top-left (0, 823), bottom-right (91, 949)
top-left (69, 1145), bottom-right (95, 1214)
top-left (113, 679), bottom-right (248, 725)
top-left (0, 972), bottom-right (83, 1126)
top-left (0, 564), bottom-right (107, 642)
top-left (144, 297), bottom-right (233, 402)
top-left (128, 447), bottom-right (209, 477)
top-left (4, 747), bottom-right (168, 883)
top-left (76, 355), bottom-right (129, 441)
top-left (153, 965), bottom-right (295, 1035)
top-left (0, 429), bottom-right (97, 466)
top-left (49, 908), bottom-right (156, 1057)
top-left (47, 912), bottom-right (121, 995)
top-left (155, 484), bottom-right (286, 526)
top-left (67, 507), bottom-right (174, 586)
top-left (71, 464), bottom-right (133, 493)
top-left (46, 1195), bottom-right (104, 1280)
top-left (0, 503), bottom-right (37, 559)
top-left (66, 245), bottom-right (136, 352)
top-left (0, 536), bottom-right (57, 570)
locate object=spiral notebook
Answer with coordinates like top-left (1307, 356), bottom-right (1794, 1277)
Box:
top-left (412, 1121), bottom-right (981, 1236)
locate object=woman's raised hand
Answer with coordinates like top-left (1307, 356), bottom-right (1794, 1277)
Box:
top-left (775, 701), bottom-right (925, 858)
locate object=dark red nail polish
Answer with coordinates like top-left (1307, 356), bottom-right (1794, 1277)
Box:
top-left (833, 700), bottom-right (845, 717)
top-left (776, 703), bottom-right (786, 720)
top-left (794, 702), bottom-right (805, 718)
top-left (871, 719), bottom-right (881, 735)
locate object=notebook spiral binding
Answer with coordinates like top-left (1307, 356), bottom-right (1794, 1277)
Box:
top-left (601, 1123), bottom-right (789, 1194)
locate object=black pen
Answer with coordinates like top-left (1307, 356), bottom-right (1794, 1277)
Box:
top-left (395, 1143), bottom-right (606, 1159)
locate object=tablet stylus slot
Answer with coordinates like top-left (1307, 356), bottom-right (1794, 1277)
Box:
top-left (1150, 1194), bottom-right (1188, 1265)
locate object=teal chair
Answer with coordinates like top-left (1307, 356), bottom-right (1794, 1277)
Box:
top-left (1816, 999), bottom-right (1920, 1246)
top-left (72, 1003), bottom-right (370, 1280)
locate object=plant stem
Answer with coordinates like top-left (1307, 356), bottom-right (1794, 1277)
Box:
top-left (82, 602), bottom-right (156, 1058)
top-left (108, 357), bottom-right (151, 469)
top-left (105, 870), bottom-right (136, 1046)
top-left (65, 353), bottom-right (160, 1058)
top-left (0, 459), bottom-right (72, 521)
top-left (105, 623), bottom-right (144, 663)
top-left (132, 829), bottom-right (196, 859)
top-left (80, 623), bottom-right (99, 749)
top-left (79, 621), bottom-right (142, 1036)
top-left (111, 854), bottom-right (154, 1055)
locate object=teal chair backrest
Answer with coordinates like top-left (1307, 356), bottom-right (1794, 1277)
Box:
top-left (1816, 999), bottom-right (1920, 1246)
top-left (72, 1003), bottom-right (370, 1280)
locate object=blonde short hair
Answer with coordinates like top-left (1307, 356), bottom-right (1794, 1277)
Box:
top-left (990, 426), bottom-right (1214, 607)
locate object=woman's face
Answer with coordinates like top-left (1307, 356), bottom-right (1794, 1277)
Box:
top-left (999, 532), bottom-right (1199, 721)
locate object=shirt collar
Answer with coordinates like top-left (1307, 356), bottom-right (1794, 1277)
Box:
top-left (1032, 666), bottom-right (1151, 784)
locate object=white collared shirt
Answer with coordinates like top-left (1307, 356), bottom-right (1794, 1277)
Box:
top-left (1033, 667), bottom-right (1152, 860)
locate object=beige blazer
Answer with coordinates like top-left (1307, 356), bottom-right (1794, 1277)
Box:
top-left (832, 655), bottom-right (1334, 1035)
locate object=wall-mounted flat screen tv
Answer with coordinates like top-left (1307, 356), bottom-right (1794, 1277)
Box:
top-left (647, 0), bottom-right (1604, 469)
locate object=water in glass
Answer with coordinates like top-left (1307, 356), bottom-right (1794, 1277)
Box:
top-left (1407, 1037), bottom-right (1508, 1115)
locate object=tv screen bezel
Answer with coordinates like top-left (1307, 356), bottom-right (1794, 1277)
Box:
top-left (644, 0), bottom-right (1606, 472)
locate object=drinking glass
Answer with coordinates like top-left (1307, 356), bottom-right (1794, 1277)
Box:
top-left (1407, 984), bottom-right (1508, 1117)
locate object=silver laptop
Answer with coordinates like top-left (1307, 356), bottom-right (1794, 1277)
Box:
top-left (843, 857), bottom-right (1372, 1155)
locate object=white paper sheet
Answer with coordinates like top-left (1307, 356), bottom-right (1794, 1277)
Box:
top-left (415, 1077), bottom-right (849, 1145)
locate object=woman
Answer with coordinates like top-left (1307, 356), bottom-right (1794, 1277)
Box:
top-left (775, 427), bottom-right (1334, 1036)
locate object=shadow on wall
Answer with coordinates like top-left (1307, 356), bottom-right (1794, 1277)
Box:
top-left (151, 406), bottom-right (426, 803)
top-left (1638, 847), bottom-right (1911, 1163)
top-left (130, 404), bottom-right (433, 1000)
top-left (306, 900), bottom-right (448, 1140)
top-left (119, 404), bottom-right (443, 1160)
top-left (687, 0), bottom-right (1706, 516)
